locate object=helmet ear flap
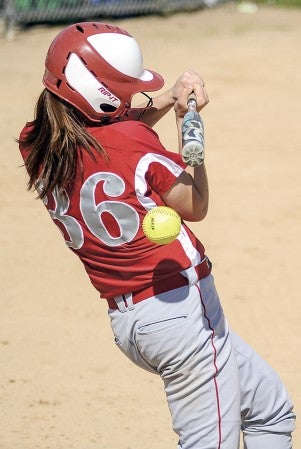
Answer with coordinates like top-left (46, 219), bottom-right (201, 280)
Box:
top-left (63, 52), bottom-right (122, 116)
top-left (43, 22), bottom-right (164, 123)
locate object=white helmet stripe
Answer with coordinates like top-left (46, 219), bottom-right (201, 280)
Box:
top-left (65, 53), bottom-right (121, 113)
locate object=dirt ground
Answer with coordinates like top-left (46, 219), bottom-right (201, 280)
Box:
top-left (1, 3), bottom-right (300, 448)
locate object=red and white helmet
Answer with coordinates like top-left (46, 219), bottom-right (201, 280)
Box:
top-left (43, 22), bottom-right (164, 122)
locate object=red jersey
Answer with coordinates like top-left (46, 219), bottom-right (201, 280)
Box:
top-left (20, 121), bottom-right (205, 299)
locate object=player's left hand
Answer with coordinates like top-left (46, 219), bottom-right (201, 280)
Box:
top-left (171, 70), bottom-right (209, 115)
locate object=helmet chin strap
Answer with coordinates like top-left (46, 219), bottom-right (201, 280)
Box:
top-left (99, 102), bottom-right (130, 125)
top-left (121, 93), bottom-right (154, 123)
top-left (136, 93), bottom-right (153, 121)
top-left (99, 93), bottom-right (153, 125)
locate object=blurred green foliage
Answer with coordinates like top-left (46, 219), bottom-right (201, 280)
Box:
top-left (253, 0), bottom-right (301, 5)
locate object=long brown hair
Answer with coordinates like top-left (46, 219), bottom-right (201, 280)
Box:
top-left (18, 89), bottom-right (107, 199)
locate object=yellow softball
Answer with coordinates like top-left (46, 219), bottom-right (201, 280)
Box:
top-left (142, 206), bottom-right (181, 245)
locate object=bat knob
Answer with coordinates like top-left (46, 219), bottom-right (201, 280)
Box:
top-left (182, 143), bottom-right (205, 167)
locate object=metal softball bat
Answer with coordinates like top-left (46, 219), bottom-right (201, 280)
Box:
top-left (181, 93), bottom-right (205, 167)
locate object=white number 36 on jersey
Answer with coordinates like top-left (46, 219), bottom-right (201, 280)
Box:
top-left (39, 172), bottom-right (140, 249)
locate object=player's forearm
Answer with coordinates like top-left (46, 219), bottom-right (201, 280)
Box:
top-left (127, 88), bottom-right (176, 126)
top-left (186, 164), bottom-right (209, 220)
top-left (141, 88), bottom-right (176, 126)
top-left (127, 71), bottom-right (207, 127)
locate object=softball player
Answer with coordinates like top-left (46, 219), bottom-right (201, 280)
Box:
top-left (19, 22), bottom-right (295, 449)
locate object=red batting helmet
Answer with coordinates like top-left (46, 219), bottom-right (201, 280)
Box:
top-left (43, 22), bottom-right (164, 122)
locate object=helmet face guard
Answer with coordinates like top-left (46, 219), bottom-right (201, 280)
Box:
top-left (43, 22), bottom-right (164, 122)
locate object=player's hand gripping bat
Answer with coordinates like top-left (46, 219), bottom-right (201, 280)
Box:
top-left (181, 93), bottom-right (205, 167)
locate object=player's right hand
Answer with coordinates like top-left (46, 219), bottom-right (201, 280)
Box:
top-left (174, 82), bottom-right (209, 119)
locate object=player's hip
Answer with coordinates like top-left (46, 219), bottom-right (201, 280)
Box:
top-left (109, 274), bottom-right (231, 374)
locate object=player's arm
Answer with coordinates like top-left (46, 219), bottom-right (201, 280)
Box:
top-left (161, 83), bottom-right (209, 222)
top-left (127, 70), bottom-right (206, 127)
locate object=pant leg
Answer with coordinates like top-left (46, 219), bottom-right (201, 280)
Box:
top-left (230, 331), bottom-right (296, 449)
top-left (109, 275), bottom-right (241, 449)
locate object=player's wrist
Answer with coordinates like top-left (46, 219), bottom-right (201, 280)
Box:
top-left (158, 88), bottom-right (177, 107)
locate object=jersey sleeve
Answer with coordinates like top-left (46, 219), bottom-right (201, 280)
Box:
top-left (18, 124), bottom-right (32, 161)
top-left (89, 120), bottom-right (186, 196)
top-left (131, 122), bottom-right (187, 194)
top-left (146, 155), bottom-right (184, 194)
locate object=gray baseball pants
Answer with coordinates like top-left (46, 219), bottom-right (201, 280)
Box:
top-left (108, 274), bottom-right (295, 449)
